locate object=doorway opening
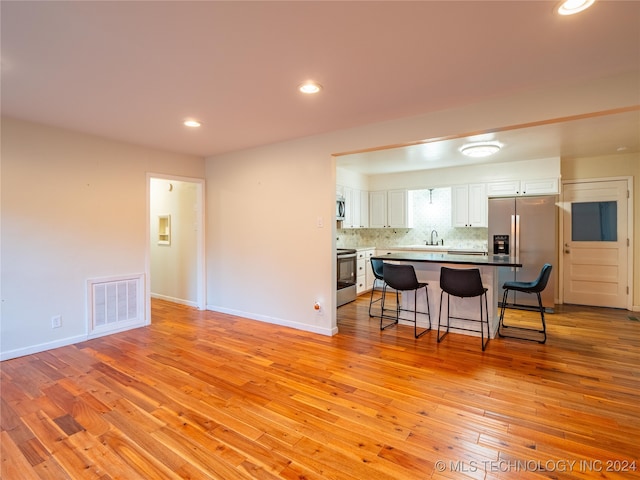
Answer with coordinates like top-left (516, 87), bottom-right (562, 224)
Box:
top-left (147, 174), bottom-right (206, 318)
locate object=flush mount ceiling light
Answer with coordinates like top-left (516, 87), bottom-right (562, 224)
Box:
top-left (557, 0), bottom-right (595, 15)
top-left (298, 81), bottom-right (322, 94)
top-left (183, 120), bottom-right (201, 128)
top-left (460, 142), bottom-right (502, 158)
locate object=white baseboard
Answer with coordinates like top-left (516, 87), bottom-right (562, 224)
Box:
top-left (1, 334), bottom-right (87, 361)
top-left (151, 293), bottom-right (198, 308)
top-left (206, 304), bottom-right (337, 336)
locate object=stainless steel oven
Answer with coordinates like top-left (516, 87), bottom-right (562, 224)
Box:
top-left (337, 248), bottom-right (357, 307)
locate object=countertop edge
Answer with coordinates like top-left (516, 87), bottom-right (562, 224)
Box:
top-left (372, 252), bottom-right (522, 268)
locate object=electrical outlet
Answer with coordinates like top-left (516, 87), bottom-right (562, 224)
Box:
top-left (51, 315), bottom-right (62, 329)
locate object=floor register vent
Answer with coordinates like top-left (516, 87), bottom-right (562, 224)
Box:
top-left (88, 274), bottom-right (145, 338)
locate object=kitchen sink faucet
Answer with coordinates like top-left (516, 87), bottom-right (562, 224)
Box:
top-left (429, 230), bottom-right (438, 246)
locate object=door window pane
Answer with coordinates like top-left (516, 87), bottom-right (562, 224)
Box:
top-left (571, 201), bottom-right (617, 241)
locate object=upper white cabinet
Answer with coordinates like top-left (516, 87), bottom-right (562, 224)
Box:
top-left (344, 187), bottom-right (357, 227)
top-left (452, 183), bottom-right (487, 227)
top-left (369, 189), bottom-right (412, 228)
top-left (388, 189), bottom-right (410, 228)
top-left (369, 191), bottom-right (387, 228)
top-left (487, 178), bottom-right (559, 197)
top-left (341, 187), bottom-right (369, 228)
top-left (485, 180), bottom-right (519, 197)
top-left (359, 190), bottom-right (369, 228)
top-left (521, 178), bottom-right (559, 195)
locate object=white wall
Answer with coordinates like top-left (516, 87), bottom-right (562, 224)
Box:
top-left (1, 118), bottom-right (205, 360)
top-left (205, 138), bottom-right (338, 335)
top-left (150, 178), bottom-right (199, 307)
top-left (336, 167), bottom-right (369, 191)
top-left (205, 72), bottom-right (639, 335)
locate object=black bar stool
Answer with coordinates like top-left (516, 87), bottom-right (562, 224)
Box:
top-left (368, 258), bottom-right (387, 318)
top-left (498, 263), bottom-right (553, 344)
top-left (437, 267), bottom-right (489, 351)
top-left (380, 263), bottom-right (431, 338)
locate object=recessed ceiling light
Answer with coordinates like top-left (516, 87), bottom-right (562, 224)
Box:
top-left (460, 142), bottom-right (502, 158)
top-left (557, 0), bottom-right (595, 16)
top-left (298, 81), bottom-right (322, 94)
top-left (183, 120), bottom-right (201, 128)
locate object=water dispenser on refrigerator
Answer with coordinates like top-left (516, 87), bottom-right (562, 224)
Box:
top-left (493, 234), bottom-right (510, 255)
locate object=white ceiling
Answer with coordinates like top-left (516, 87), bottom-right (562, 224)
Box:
top-left (337, 108), bottom-right (640, 175)
top-left (2, 1), bottom-right (639, 171)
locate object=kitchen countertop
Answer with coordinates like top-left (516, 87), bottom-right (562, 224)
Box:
top-left (378, 245), bottom-right (488, 254)
top-left (372, 252), bottom-right (522, 267)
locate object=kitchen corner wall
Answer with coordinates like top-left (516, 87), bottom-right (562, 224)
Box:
top-left (337, 187), bottom-right (488, 250)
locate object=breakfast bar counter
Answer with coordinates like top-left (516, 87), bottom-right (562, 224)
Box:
top-left (373, 252), bottom-right (522, 267)
top-left (371, 253), bottom-right (522, 339)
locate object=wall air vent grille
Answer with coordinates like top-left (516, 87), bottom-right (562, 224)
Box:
top-left (88, 274), bottom-right (145, 338)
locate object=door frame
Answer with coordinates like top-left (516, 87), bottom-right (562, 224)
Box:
top-left (146, 173), bottom-right (206, 323)
top-left (559, 176), bottom-right (633, 310)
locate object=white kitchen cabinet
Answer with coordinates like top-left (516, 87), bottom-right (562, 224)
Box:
top-left (342, 187), bottom-right (369, 228)
top-left (369, 189), bottom-right (412, 228)
top-left (452, 183), bottom-right (487, 227)
top-left (356, 256), bottom-right (366, 294)
top-left (521, 178), bottom-right (559, 195)
top-left (487, 178), bottom-right (559, 197)
top-left (369, 191), bottom-right (387, 228)
top-left (486, 180), bottom-right (520, 197)
top-left (364, 249), bottom-right (376, 291)
top-left (356, 248), bottom-right (375, 294)
top-left (359, 190), bottom-right (369, 228)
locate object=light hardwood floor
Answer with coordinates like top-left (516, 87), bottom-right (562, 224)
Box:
top-left (1, 296), bottom-right (639, 479)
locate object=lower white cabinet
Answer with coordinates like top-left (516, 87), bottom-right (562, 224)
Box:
top-left (356, 248), bottom-right (375, 294)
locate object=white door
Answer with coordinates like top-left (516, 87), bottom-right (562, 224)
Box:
top-left (562, 180), bottom-right (629, 308)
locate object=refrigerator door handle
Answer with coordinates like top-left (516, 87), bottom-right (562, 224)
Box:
top-left (514, 214), bottom-right (521, 259)
top-left (510, 214), bottom-right (516, 256)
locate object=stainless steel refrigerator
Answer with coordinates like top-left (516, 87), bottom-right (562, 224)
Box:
top-left (488, 195), bottom-right (556, 311)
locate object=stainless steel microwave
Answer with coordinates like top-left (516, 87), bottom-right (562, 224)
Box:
top-left (336, 196), bottom-right (345, 220)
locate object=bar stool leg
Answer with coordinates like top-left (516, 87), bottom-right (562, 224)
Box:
top-left (413, 285), bottom-right (430, 338)
top-left (480, 291), bottom-right (489, 351)
top-left (379, 283), bottom-right (398, 331)
top-left (437, 291), bottom-right (450, 343)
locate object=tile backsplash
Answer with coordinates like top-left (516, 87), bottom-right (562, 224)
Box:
top-left (337, 187), bottom-right (488, 251)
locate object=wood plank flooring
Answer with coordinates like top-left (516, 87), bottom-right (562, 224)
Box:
top-left (2, 296), bottom-right (639, 479)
